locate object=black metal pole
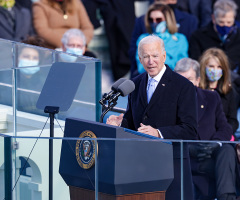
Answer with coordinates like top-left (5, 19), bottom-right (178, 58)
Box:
top-left (4, 136), bottom-right (12, 200)
top-left (49, 112), bottom-right (54, 200)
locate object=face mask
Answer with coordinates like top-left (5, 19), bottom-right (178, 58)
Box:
top-left (216, 24), bottom-right (233, 37)
top-left (155, 21), bottom-right (167, 33)
top-left (66, 48), bottom-right (83, 56)
top-left (206, 67), bottom-right (223, 82)
top-left (0, 0), bottom-right (15, 9)
top-left (18, 59), bottom-right (40, 75)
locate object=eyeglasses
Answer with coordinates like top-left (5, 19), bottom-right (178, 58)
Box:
top-left (148, 17), bottom-right (164, 23)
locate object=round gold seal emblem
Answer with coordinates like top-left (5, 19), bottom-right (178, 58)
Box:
top-left (76, 130), bottom-right (97, 169)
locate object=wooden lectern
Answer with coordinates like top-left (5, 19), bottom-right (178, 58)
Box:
top-left (59, 118), bottom-right (174, 200)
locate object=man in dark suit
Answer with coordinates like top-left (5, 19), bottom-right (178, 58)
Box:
top-left (107, 35), bottom-right (198, 200)
top-left (175, 58), bottom-right (240, 200)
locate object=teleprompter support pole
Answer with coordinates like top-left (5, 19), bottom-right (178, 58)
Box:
top-left (44, 106), bottom-right (59, 200)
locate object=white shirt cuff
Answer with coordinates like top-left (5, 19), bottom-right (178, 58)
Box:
top-left (157, 129), bottom-right (164, 138)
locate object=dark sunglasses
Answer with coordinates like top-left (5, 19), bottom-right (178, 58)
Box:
top-left (148, 17), bottom-right (163, 23)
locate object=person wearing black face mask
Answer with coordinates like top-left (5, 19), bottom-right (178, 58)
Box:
top-left (189, 0), bottom-right (240, 108)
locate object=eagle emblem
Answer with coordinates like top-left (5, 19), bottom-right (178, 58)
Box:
top-left (76, 130), bottom-right (97, 169)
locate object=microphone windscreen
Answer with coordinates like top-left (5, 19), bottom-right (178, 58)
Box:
top-left (117, 80), bottom-right (135, 97)
top-left (111, 78), bottom-right (127, 91)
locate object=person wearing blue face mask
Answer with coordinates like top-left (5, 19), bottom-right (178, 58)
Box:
top-left (18, 47), bottom-right (40, 76)
top-left (189, 0), bottom-right (240, 109)
top-left (135, 3), bottom-right (188, 72)
top-left (60, 28), bottom-right (96, 62)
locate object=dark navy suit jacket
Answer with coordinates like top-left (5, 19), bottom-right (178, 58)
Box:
top-left (196, 87), bottom-right (232, 141)
top-left (122, 65), bottom-right (198, 200)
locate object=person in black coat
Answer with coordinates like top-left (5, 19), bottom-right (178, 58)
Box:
top-left (189, 0), bottom-right (240, 73)
top-left (129, 0), bottom-right (198, 78)
top-left (0, 1), bottom-right (34, 42)
top-left (175, 57), bottom-right (240, 200)
top-left (107, 35), bottom-right (198, 200)
top-left (82, 0), bottom-right (146, 81)
top-left (199, 48), bottom-right (239, 136)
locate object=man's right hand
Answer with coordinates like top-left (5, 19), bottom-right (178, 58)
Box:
top-left (106, 113), bottom-right (124, 126)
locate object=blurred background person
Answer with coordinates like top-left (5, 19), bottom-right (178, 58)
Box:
top-left (176, 0), bottom-right (212, 27)
top-left (189, 0), bottom-right (240, 108)
top-left (199, 47), bottom-right (239, 139)
top-left (0, 0), bottom-right (34, 41)
top-left (175, 57), bottom-right (239, 200)
top-left (82, 0), bottom-right (147, 81)
top-left (129, 0), bottom-right (198, 78)
top-left (61, 28), bottom-right (96, 58)
top-left (135, 3), bottom-right (188, 73)
top-left (189, 0), bottom-right (240, 73)
top-left (33, 0), bottom-right (94, 49)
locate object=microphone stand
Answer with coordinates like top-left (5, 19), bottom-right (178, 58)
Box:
top-left (99, 97), bottom-right (118, 123)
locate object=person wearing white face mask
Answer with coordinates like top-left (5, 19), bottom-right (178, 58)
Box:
top-left (199, 48), bottom-right (239, 138)
top-left (59, 28), bottom-right (96, 62)
top-left (135, 3), bottom-right (188, 72)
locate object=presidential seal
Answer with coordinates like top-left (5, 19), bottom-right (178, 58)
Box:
top-left (76, 130), bottom-right (97, 169)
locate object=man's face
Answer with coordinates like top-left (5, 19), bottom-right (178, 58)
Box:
top-left (62, 36), bottom-right (86, 53)
top-left (212, 11), bottom-right (235, 27)
top-left (177, 68), bottom-right (200, 87)
top-left (139, 42), bottom-right (166, 77)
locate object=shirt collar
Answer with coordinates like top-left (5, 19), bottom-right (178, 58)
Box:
top-left (148, 65), bottom-right (166, 83)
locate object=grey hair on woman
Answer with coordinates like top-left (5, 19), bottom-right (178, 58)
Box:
top-left (174, 57), bottom-right (200, 78)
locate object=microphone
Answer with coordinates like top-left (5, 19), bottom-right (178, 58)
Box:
top-left (108, 80), bottom-right (135, 103)
top-left (100, 78), bottom-right (127, 102)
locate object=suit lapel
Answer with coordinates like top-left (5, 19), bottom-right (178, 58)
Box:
top-left (139, 73), bottom-right (148, 107)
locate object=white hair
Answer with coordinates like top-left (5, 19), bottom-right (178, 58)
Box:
top-left (61, 28), bottom-right (86, 47)
top-left (214, 0), bottom-right (238, 18)
top-left (138, 35), bottom-right (165, 57)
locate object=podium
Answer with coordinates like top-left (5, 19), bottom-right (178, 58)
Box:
top-left (59, 118), bottom-right (174, 200)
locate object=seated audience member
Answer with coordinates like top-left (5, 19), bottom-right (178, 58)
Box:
top-left (0, 35), bottom-right (50, 114)
top-left (61, 28), bottom-right (96, 58)
top-left (0, 0), bottom-right (34, 41)
top-left (189, 0), bottom-right (240, 73)
top-left (199, 48), bottom-right (239, 138)
top-left (175, 57), bottom-right (240, 200)
top-left (136, 3), bottom-right (188, 72)
top-left (32, 0), bottom-right (93, 49)
top-left (129, 0), bottom-right (198, 78)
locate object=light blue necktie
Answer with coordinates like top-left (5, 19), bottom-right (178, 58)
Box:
top-left (147, 78), bottom-right (156, 103)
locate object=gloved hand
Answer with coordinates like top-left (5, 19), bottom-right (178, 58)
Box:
top-left (189, 143), bottom-right (220, 161)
